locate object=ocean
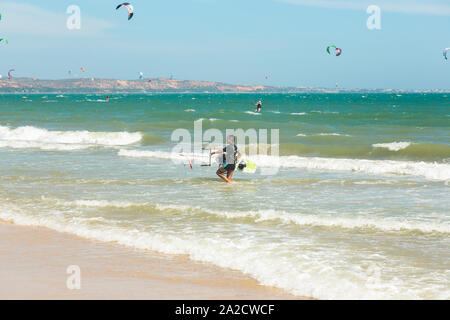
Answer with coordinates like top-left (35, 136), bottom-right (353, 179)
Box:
top-left (0, 93), bottom-right (449, 299)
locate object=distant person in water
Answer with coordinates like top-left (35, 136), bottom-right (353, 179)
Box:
top-left (255, 100), bottom-right (262, 112)
top-left (210, 135), bottom-right (241, 184)
top-left (106, 95), bottom-right (110, 102)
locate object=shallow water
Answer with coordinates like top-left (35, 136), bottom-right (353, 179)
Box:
top-left (0, 93), bottom-right (449, 299)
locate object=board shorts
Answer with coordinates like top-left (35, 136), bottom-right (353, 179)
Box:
top-left (221, 163), bottom-right (236, 172)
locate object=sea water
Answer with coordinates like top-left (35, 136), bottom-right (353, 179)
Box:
top-left (0, 93), bottom-right (449, 299)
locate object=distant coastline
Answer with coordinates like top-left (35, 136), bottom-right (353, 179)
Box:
top-left (0, 78), bottom-right (448, 94)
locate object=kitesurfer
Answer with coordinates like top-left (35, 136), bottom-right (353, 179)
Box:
top-left (255, 100), bottom-right (262, 113)
top-left (210, 135), bottom-right (241, 184)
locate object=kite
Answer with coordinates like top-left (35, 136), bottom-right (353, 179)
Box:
top-left (443, 48), bottom-right (450, 60)
top-left (8, 69), bottom-right (15, 79)
top-left (180, 154), bottom-right (193, 170)
top-left (327, 45), bottom-right (342, 57)
top-left (116, 3), bottom-right (134, 20)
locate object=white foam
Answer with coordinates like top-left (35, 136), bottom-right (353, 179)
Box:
top-left (47, 198), bottom-right (450, 235)
top-left (311, 111), bottom-right (339, 114)
top-left (244, 111), bottom-right (262, 115)
top-left (207, 208), bottom-right (450, 234)
top-left (160, 203), bottom-right (449, 234)
top-left (151, 202), bottom-right (449, 234)
top-left (0, 125), bottom-right (142, 151)
top-left (45, 198), bottom-right (193, 213)
top-left (0, 203), bottom-right (446, 299)
top-left (0, 140), bottom-right (92, 151)
top-left (296, 133), bottom-right (350, 137)
top-left (118, 149), bottom-right (213, 165)
top-left (373, 142), bottom-right (411, 151)
top-left (250, 154), bottom-right (450, 182)
top-left (290, 112), bottom-right (306, 115)
top-left (72, 199), bottom-right (145, 208)
top-left (196, 118), bottom-right (220, 121)
top-left (317, 133), bottom-right (350, 137)
top-left (184, 109), bottom-right (196, 112)
top-left (120, 148), bottom-right (450, 181)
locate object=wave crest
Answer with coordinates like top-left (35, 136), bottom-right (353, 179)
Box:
top-left (373, 142), bottom-right (411, 151)
top-left (0, 125), bottom-right (142, 150)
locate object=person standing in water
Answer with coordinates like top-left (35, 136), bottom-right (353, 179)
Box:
top-left (255, 100), bottom-right (262, 112)
top-left (210, 135), bottom-right (241, 184)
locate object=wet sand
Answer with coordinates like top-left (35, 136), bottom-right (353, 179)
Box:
top-left (0, 222), bottom-right (308, 300)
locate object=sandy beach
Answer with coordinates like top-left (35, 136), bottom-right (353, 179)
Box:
top-left (0, 221), bottom-right (305, 300)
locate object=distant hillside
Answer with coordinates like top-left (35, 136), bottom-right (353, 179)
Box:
top-left (0, 78), bottom-right (446, 94)
top-left (0, 78), bottom-right (293, 94)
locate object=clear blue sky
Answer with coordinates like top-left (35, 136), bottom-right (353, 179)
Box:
top-left (1, 0), bottom-right (449, 89)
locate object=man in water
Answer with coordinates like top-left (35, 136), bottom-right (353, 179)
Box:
top-left (255, 100), bottom-right (262, 112)
top-left (210, 135), bottom-right (241, 184)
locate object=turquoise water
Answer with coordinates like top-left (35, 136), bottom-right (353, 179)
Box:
top-left (0, 93), bottom-right (449, 299)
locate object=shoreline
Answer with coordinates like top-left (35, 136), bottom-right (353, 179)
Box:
top-left (2, 91), bottom-right (448, 95)
top-left (0, 221), bottom-right (310, 300)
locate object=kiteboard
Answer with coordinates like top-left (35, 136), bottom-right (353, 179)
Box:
top-left (237, 159), bottom-right (257, 174)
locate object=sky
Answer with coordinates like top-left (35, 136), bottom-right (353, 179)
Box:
top-left (0, 0), bottom-right (449, 89)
